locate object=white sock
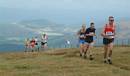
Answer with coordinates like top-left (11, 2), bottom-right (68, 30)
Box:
top-left (108, 57), bottom-right (111, 60)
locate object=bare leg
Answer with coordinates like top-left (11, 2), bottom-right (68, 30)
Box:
top-left (88, 42), bottom-right (94, 60)
top-left (79, 44), bottom-right (84, 56)
top-left (83, 43), bottom-right (89, 58)
top-left (25, 46), bottom-right (27, 52)
top-left (104, 45), bottom-right (108, 59)
top-left (108, 43), bottom-right (113, 58)
top-left (107, 43), bottom-right (113, 64)
top-left (104, 45), bottom-right (108, 63)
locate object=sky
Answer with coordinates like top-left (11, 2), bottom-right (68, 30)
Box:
top-left (0, 0), bottom-right (130, 25)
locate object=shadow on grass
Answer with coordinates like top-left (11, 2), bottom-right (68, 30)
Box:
top-left (3, 53), bottom-right (39, 60)
top-left (14, 64), bottom-right (40, 70)
top-left (112, 64), bottom-right (130, 71)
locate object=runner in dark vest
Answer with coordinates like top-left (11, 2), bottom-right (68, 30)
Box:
top-left (84, 22), bottom-right (96, 60)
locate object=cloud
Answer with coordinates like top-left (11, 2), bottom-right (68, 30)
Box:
top-left (46, 32), bottom-right (64, 36)
top-left (15, 23), bottom-right (64, 36)
top-left (6, 37), bottom-right (21, 41)
top-left (0, 0), bottom-right (129, 10)
top-left (0, 0), bottom-right (130, 25)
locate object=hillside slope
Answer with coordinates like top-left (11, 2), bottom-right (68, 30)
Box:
top-left (0, 47), bottom-right (130, 76)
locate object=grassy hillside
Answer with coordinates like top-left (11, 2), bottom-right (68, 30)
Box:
top-left (0, 47), bottom-right (130, 76)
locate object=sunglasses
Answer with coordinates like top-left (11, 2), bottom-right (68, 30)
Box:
top-left (109, 20), bottom-right (114, 21)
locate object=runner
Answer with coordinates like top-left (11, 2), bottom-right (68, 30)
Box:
top-left (35, 36), bottom-right (39, 51)
top-left (24, 38), bottom-right (30, 52)
top-left (84, 22), bottom-right (96, 60)
top-left (30, 37), bottom-right (36, 52)
top-left (41, 33), bottom-right (48, 50)
top-left (101, 16), bottom-right (116, 64)
top-left (65, 40), bottom-right (71, 48)
top-left (77, 24), bottom-right (86, 57)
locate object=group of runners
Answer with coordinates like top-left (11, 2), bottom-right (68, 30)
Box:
top-left (77, 16), bottom-right (116, 64)
top-left (24, 33), bottom-right (48, 52)
top-left (24, 16), bottom-right (116, 64)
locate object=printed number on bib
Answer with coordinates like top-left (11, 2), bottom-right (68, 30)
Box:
top-left (80, 35), bottom-right (85, 38)
top-left (106, 32), bottom-right (114, 36)
top-left (89, 32), bottom-right (94, 36)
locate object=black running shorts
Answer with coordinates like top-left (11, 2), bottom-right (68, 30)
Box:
top-left (103, 38), bottom-right (114, 45)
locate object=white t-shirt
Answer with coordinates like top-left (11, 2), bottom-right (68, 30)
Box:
top-left (42, 35), bottom-right (48, 42)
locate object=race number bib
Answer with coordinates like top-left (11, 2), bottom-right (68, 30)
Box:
top-left (106, 32), bottom-right (114, 36)
top-left (89, 32), bottom-right (94, 35)
top-left (80, 35), bottom-right (85, 38)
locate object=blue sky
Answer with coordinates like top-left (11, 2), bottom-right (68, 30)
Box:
top-left (0, 0), bottom-right (130, 24)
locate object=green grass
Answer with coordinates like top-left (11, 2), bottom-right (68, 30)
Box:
top-left (0, 47), bottom-right (130, 76)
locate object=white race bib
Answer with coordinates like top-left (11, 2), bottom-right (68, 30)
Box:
top-left (89, 32), bottom-right (94, 35)
top-left (80, 35), bottom-right (84, 38)
top-left (106, 32), bottom-right (114, 36)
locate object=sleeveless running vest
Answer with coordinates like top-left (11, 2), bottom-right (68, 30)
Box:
top-left (104, 24), bottom-right (115, 38)
top-left (79, 30), bottom-right (85, 39)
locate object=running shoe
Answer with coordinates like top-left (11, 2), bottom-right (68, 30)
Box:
top-left (108, 59), bottom-right (112, 64)
top-left (89, 55), bottom-right (94, 60)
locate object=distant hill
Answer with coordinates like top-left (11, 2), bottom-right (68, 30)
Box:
top-left (0, 19), bottom-right (130, 51)
top-left (19, 19), bottom-right (57, 27)
top-left (117, 20), bottom-right (130, 39)
top-left (0, 19), bottom-right (79, 51)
